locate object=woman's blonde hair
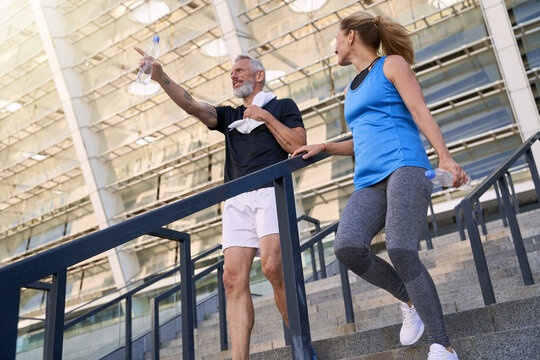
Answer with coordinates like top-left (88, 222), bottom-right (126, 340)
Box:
top-left (340, 11), bottom-right (415, 65)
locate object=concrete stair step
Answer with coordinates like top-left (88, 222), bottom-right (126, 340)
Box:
top-left (246, 270), bottom-right (540, 355)
top-left (237, 246), bottom-right (537, 327)
top-left (145, 212), bottom-right (540, 360)
top-left (196, 233), bottom-right (538, 329)
top-left (322, 276), bottom-right (540, 334)
top-left (159, 275), bottom-right (540, 359)
top-left (310, 235), bottom-right (538, 302)
top-left (186, 243), bottom-right (540, 353)
top-left (247, 295), bottom-right (540, 360)
top-left (246, 245), bottom-right (540, 321)
top-left (248, 229), bottom-right (516, 306)
top-left (343, 325), bottom-right (540, 360)
top-left (159, 326), bottom-right (540, 359)
top-left (346, 279), bottom-right (540, 334)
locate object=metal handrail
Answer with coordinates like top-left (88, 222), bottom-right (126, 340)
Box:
top-left (0, 148), bottom-right (333, 360)
top-left (299, 222), bottom-right (328, 252)
top-left (298, 215), bottom-right (324, 281)
top-left (0, 154), bottom-right (326, 289)
top-left (455, 131), bottom-right (540, 305)
top-left (148, 219), bottom-right (345, 358)
top-left (150, 259), bottom-right (226, 360)
top-left (63, 245), bottom-right (222, 330)
top-left (55, 246), bottom-right (221, 322)
top-left (464, 133), bottom-right (540, 203)
top-left (299, 220), bottom-right (355, 324)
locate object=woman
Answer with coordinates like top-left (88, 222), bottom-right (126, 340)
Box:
top-left (292, 11), bottom-right (467, 360)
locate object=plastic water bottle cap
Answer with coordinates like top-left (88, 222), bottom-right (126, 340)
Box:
top-left (425, 170), bottom-right (436, 179)
top-left (153, 35), bottom-right (160, 43)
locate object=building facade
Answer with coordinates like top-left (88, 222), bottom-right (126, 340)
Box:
top-left (0, 0), bottom-right (538, 357)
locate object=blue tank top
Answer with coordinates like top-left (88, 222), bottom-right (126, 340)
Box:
top-left (344, 56), bottom-right (432, 190)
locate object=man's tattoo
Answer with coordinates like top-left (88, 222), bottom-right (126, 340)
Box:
top-left (204, 103), bottom-right (217, 118)
top-left (164, 78), bottom-right (170, 85)
top-left (183, 92), bottom-right (194, 102)
top-left (267, 122), bottom-right (292, 147)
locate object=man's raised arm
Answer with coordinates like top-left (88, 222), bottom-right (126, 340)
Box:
top-left (134, 47), bottom-right (217, 128)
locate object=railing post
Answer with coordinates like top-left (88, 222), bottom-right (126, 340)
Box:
top-left (475, 200), bottom-right (487, 236)
top-left (274, 174), bottom-right (312, 360)
top-left (298, 215), bottom-right (326, 279)
top-left (43, 269), bottom-right (67, 360)
top-left (147, 228), bottom-right (194, 359)
top-left (180, 235), bottom-right (195, 360)
top-left (497, 177), bottom-right (534, 286)
top-left (150, 297), bottom-right (160, 360)
top-left (505, 172), bottom-right (520, 214)
top-left (494, 183), bottom-right (508, 227)
top-left (283, 321), bottom-right (292, 346)
top-left (0, 286), bottom-right (20, 360)
top-left (192, 274), bottom-right (197, 329)
top-left (461, 199), bottom-right (496, 305)
top-left (217, 265), bottom-right (228, 351)
top-left (125, 295), bottom-right (132, 360)
top-left (429, 199), bottom-right (439, 237)
top-left (424, 216), bottom-right (433, 250)
top-left (339, 261), bottom-right (355, 324)
top-left (318, 239), bottom-right (327, 279)
top-left (188, 241), bottom-right (197, 329)
top-left (297, 215), bottom-right (320, 233)
top-left (454, 204), bottom-right (466, 241)
top-left (310, 246), bottom-right (318, 281)
top-left (525, 148), bottom-right (540, 202)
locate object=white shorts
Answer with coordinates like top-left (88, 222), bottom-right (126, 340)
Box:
top-left (222, 187), bottom-right (279, 255)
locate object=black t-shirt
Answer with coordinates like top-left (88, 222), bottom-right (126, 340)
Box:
top-left (208, 98), bottom-right (304, 188)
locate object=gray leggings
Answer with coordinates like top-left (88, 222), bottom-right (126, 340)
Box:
top-left (335, 166), bottom-right (449, 346)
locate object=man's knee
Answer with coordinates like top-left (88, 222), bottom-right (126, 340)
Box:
top-left (223, 268), bottom-right (249, 294)
top-left (261, 257), bottom-right (283, 284)
top-left (222, 268), bottom-right (236, 292)
top-left (259, 233), bottom-right (284, 284)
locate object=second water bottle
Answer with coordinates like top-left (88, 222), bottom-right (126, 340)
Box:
top-left (425, 168), bottom-right (471, 190)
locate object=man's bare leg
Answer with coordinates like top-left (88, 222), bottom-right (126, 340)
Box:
top-left (223, 247), bottom-right (258, 360)
top-left (259, 234), bottom-right (288, 326)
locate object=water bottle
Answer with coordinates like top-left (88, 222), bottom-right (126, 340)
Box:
top-left (425, 168), bottom-right (472, 190)
top-left (136, 35), bottom-right (160, 85)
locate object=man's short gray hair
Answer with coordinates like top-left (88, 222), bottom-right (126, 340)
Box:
top-left (235, 54), bottom-right (266, 87)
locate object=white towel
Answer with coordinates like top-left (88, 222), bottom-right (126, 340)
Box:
top-left (228, 91), bottom-right (277, 134)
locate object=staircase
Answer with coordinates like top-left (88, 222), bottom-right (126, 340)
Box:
top-left (147, 208), bottom-right (540, 360)
top-left (4, 135), bottom-right (539, 360)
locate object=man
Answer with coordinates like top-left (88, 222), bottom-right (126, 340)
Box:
top-left (134, 49), bottom-right (307, 359)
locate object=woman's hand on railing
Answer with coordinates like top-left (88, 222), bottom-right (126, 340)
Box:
top-left (438, 156), bottom-right (468, 188)
top-left (292, 143), bottom-right (325, 159)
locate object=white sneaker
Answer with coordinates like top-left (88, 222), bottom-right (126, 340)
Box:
top-left (399, 302), bottom-right (424, 345)
top-left (427, 343), bottom-right (459, 360)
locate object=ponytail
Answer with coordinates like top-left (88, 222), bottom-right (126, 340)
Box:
top-left (340, 11), bottom-right (415, 65)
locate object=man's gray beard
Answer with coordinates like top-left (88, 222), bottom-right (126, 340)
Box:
top-left (233, 81), bottom-right (254, 98)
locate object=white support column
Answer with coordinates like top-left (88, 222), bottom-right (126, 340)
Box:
top-left (211, 0), bottom-right (249, 63)
top-left (480, 0), bottom-right (540, 161)
top-left (30, 0), bottom-right (140, 287)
